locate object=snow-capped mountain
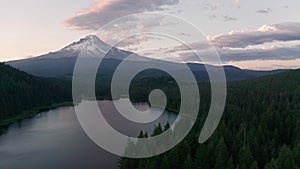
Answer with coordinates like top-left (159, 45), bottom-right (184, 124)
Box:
top-left (32, 35), bottom-right (150, 62)
top-left (6, 35), bottom-right (288, 82)
top-left (6, 35), bottom-right (153, 78)
top-left (38, 35), bottom-right (134, 60)
top-left (61, 35), bottom-right (137, 59)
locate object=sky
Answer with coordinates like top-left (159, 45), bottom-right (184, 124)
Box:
top-left (1, 0), bottom-right (300, 70)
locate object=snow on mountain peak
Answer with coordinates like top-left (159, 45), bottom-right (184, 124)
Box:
top-left (55, 35), bottom-right (133, 60)
top-left (60, 35), bottom-right (111, 54)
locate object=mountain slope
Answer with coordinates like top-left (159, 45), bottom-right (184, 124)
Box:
top-left (0, 63), bottom-right (72, 127)
top-left (7, 35), bottom-right (150, 79)
top-left (7, 35), bottom-right (288, 82)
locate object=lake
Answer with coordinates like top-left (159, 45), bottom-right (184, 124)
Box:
top-left (0, 100), bottom-right (178, 169)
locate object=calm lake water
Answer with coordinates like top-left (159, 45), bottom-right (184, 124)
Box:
top-left (0, 100), bottom-right (177, 169)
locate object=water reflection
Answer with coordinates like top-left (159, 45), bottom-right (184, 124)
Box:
top-left (0, 100), bottom-right (177, 169)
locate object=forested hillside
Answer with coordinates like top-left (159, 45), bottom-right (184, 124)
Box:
top-left (120, 69), bottom-right (300, 169)
top-left (1, 60), bottom-right (299, 168)
top-left (0, 63), bottom-right (72, 127)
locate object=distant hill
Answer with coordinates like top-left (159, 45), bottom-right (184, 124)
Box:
top-left (7, 35), bottom-right (288, 83)
top-left (0, 63), bottom-right (72, 127)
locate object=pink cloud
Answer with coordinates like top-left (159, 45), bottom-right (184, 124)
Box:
top-left (207, 22), bottom-right (300, 48)
top-left (233, 0), bottom-right (240, 4)
top-left (64, 0), bottom-right (179, 31)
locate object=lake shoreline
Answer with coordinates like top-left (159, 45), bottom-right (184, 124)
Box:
top-left (0, 100), bottom-right (178, 169)
top-left (0, 99), bottom-right (179, 132)
top-left (0, 102), bottom-right (74, 130)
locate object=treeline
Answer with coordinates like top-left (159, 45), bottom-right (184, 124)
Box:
top-left (120, 69), bottom-right (300, 169)
top-left (0, 62), bottom-right (135, 127)
top-left (0, 63), bottom-right (72, 127)
top-left (1, 61), bottom-right (299, 168)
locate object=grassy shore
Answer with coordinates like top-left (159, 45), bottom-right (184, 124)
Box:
top-left (0, 102), bottom-right (73, 129)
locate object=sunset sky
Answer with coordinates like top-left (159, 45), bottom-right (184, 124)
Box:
top-left (1, 0), bottom-right (300, 70)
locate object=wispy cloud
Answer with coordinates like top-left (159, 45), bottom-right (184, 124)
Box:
top-left (168, 22), bottom-right (300, 62)
top-left (177, 44), bottom-right (300, 62)
top-left (208, 22), bottom-right (300, 48)
top-left (219, 45), bottom-right (300, 62)
top-left (203, 3), bottom-right (224, 11)
top-left (206, 14), bottom-right (237, 21)
top-left (207, 14), bottom-right (217, 20)
top-left (64, 0), bottom-right (179, 31)
top-left (256, 8), bottom-right (272, 14)
top-left (222, 15), bottom-right (237, 21)
top-left (203, 1), bottom-right (240, 11)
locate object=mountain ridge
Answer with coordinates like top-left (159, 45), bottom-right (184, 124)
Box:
top-left (6, 35), bottom-right (289, 82)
